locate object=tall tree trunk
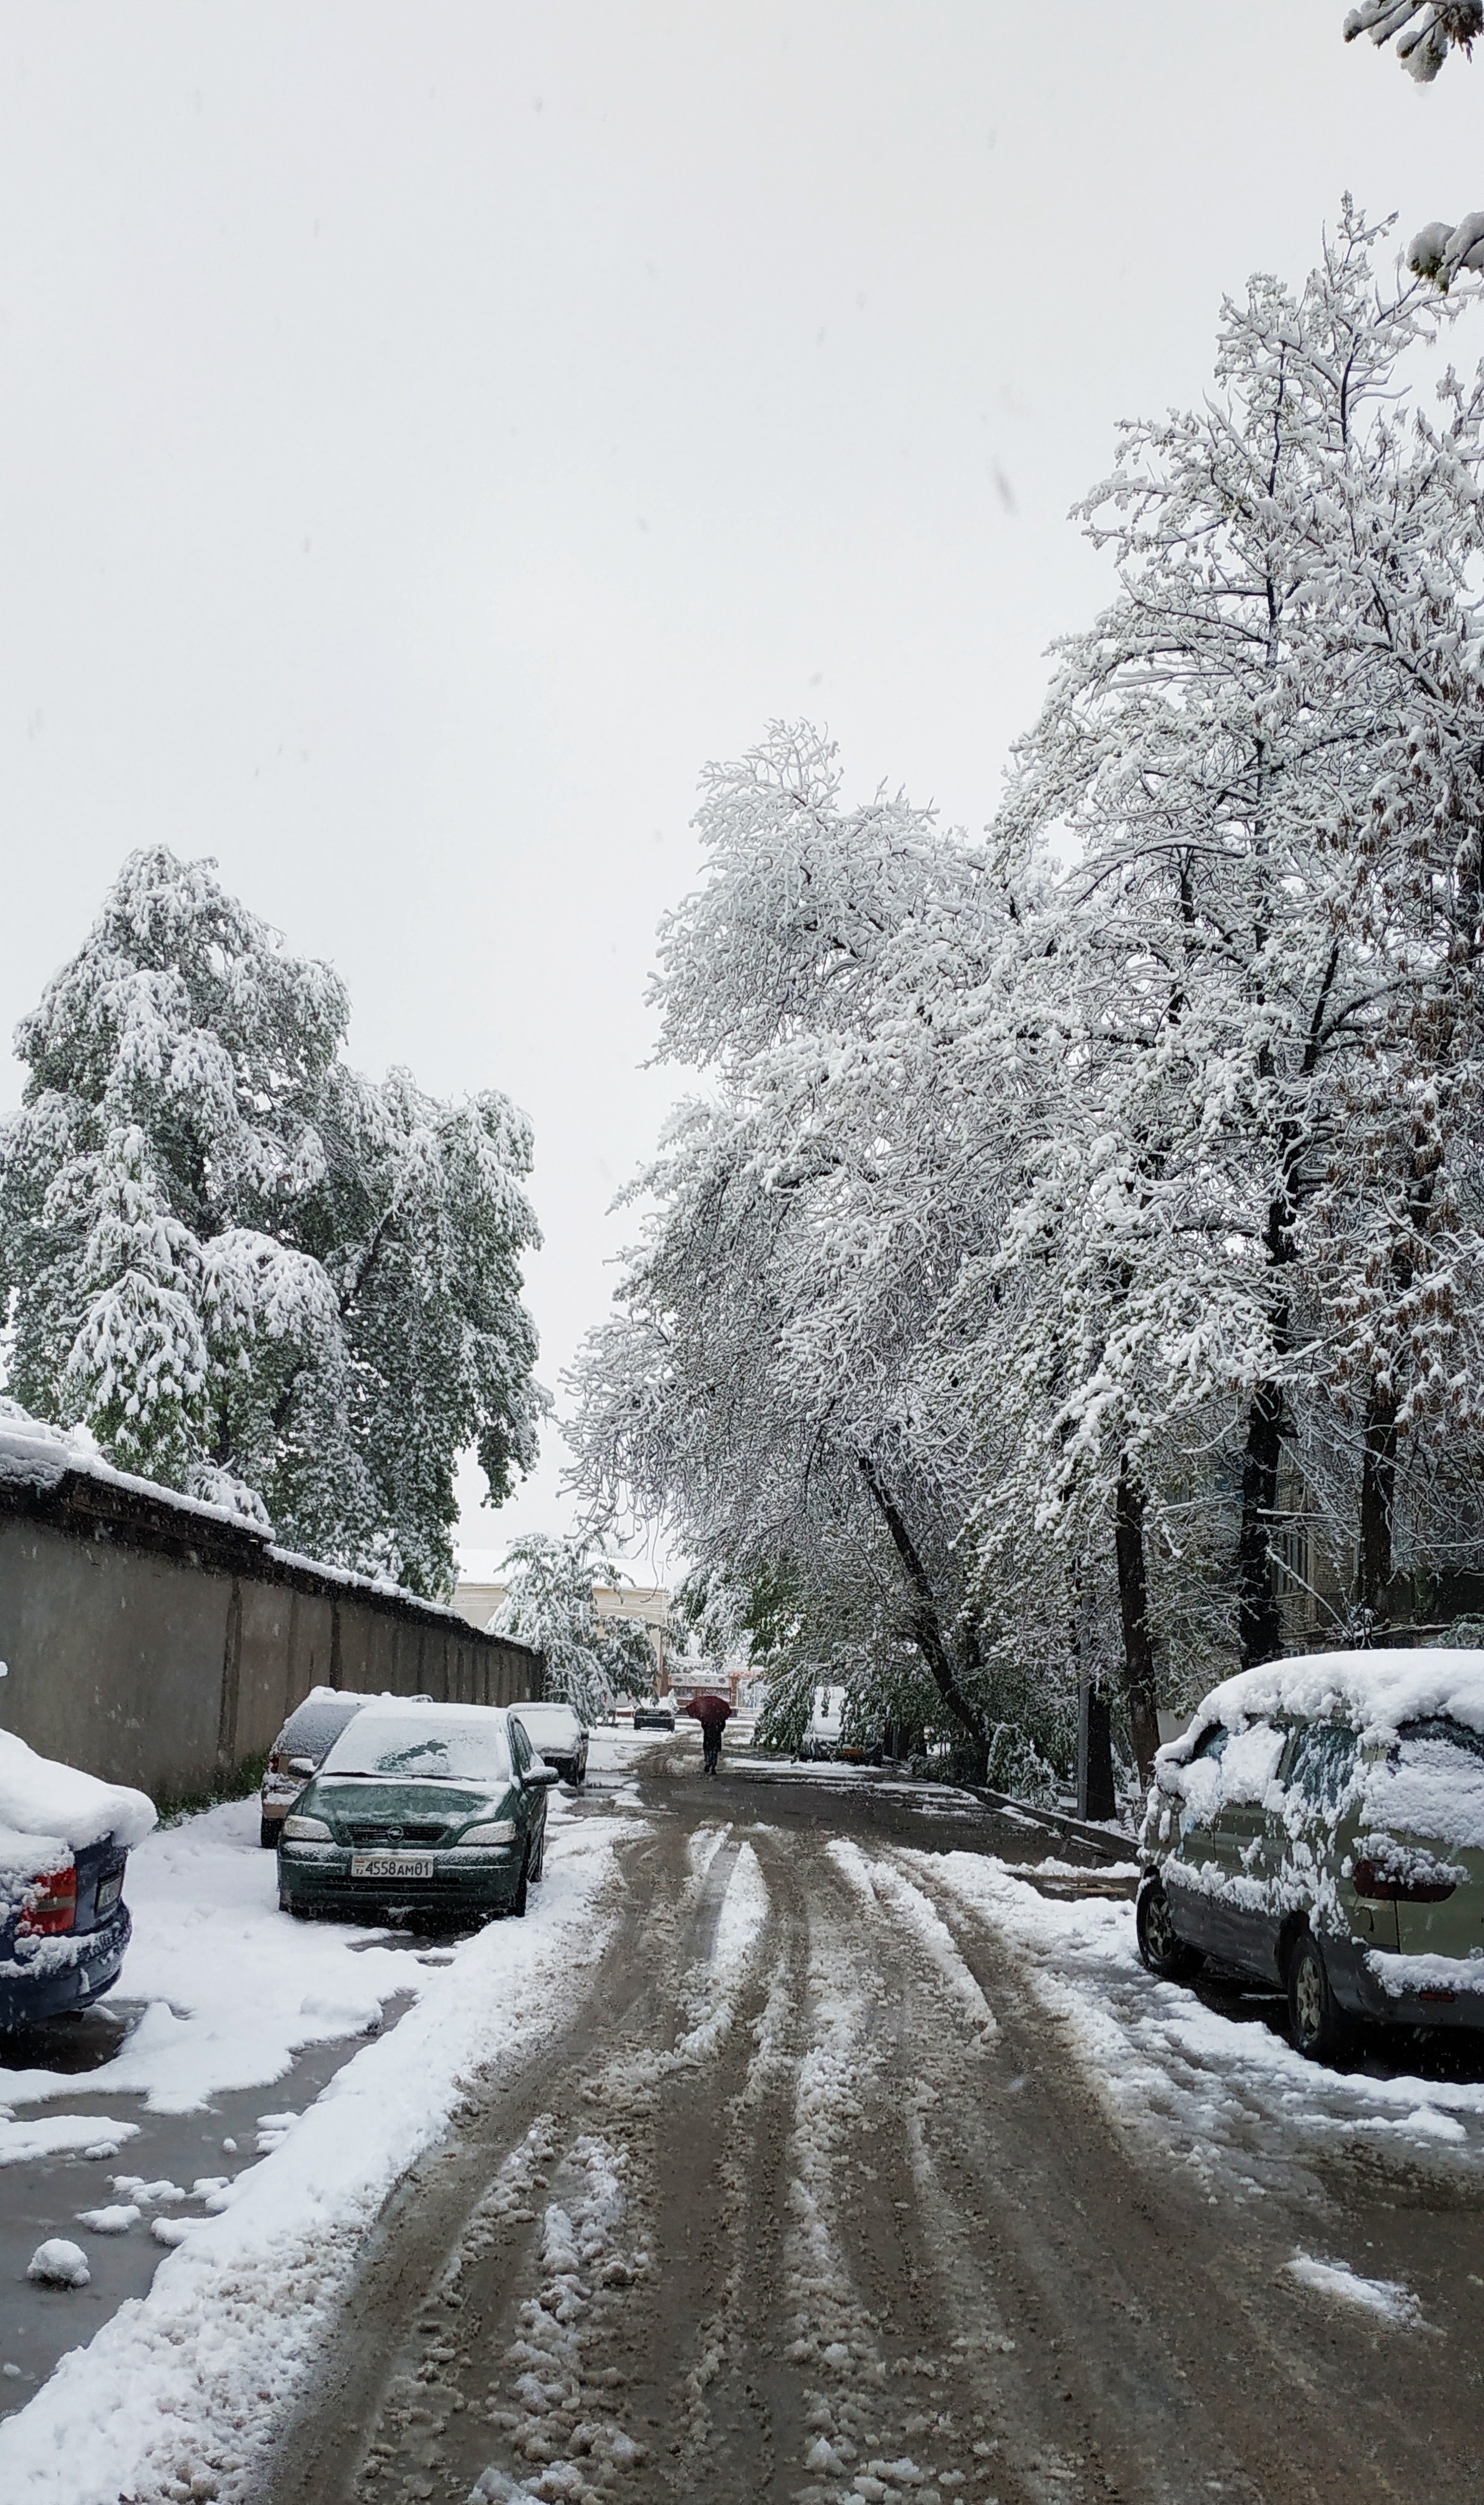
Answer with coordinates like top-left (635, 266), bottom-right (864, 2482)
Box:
top-left (1078, 1676), bottom-right (1116, 1821)
top-left (1235, 1370), bottom-right (1285, 1669)
top-left (1068, 1552), bottom-right (1115, 1818)
top-left (1114, 1457), bottom-right (1161, 1787)
top-left (1358, 1389), bottom-right (1397, 1640)
top-left (857, 1455), bottom-right (985, 1766)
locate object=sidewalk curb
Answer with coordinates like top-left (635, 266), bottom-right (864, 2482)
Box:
top-left (959, 1784), bottom-right (1138, 1865)
top-left (732, 1754), bottom-right (1138, 1867)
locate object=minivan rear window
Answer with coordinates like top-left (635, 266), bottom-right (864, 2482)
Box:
top-left (1397, 1717), bottom-right (1484, 1764)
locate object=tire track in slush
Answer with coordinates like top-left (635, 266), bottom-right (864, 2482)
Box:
top-left (260, 1814), bottom-right (715, 2505)
top-left (261, 1791), bottom-right (1482, 2505)
top-left (890, 1842), bottom-right (1471, 2505)
top-left (785, 1838), bottom-right (1084, 2505)
top-left (326, 1830), bottom-right (775, 2505)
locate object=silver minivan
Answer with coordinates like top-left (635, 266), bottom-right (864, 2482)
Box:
top-left (1138, 1647), bottom-right (1484, 2059)
top-left (259, 1688), bottom-right (372, 1847)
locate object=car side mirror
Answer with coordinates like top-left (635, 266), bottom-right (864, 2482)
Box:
top-left (525, 1763), bottom-right (559, 1788)
top-left (288, 1757), bottom-right (316, 1779)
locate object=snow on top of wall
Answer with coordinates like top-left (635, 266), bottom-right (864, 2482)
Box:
top-left (0, 1727), bottom-right (157, 1871)
top-left (0, 1412), bottom-right (250, 1535)
top-left (1162, 1648), bottom-right (1484, 1763)
top-left (0, 1409), bottom-right (534, 1641)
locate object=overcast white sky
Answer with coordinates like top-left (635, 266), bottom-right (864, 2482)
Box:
top-left (1, 4), bottom-right (1480, 1577)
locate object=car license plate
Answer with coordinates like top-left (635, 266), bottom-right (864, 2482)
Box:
top-left (350, 1852), bottom-right (436, 1880)
top-left (94, 1871), bottom-right (123, 1913)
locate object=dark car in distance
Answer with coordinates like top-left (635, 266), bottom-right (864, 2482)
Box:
top-left (632, 1703), bottom-right (676, 1732)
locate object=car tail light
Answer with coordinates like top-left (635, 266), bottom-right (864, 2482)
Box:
top-left (1352, 1858), bottom-right (1457, 1905)
top-left (20, 1865), bottom-right (78, 1936)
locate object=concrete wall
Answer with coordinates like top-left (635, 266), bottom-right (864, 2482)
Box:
top-left (0, 1473), bottom-right (543, 1805)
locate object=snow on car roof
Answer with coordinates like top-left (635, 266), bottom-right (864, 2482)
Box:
top-left (335, 1697), bottom-right (511, 1722)
top-left (0, 1726), bottom-right (157, 1871)
top-left (276, 1691), bottom-right (371, 1747)
top-left (1163, 1647), bottom-right (1484, 1764)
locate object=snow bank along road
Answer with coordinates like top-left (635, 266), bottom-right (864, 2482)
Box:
top-left (7, 1735), bottom-right (1484, 2505)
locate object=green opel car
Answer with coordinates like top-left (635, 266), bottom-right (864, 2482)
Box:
top-left (277, 1698), bottom-right (556, 1926)
top-left (1137, 1648), bottom-right (1484, 2059)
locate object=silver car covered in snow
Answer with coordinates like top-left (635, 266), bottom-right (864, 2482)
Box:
top-left (1137, 1648), bottom-right (1484, 2059)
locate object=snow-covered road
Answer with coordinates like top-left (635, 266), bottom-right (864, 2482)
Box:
top-left (6, 1738), bottom-right (1484, 2505)
top-left (263, 1751), bottom-right (1484, 2505)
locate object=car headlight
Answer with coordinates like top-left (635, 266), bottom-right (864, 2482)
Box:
top-left (282, 1813), bottom-right (333, 1841)
top-left (459, 1818), bottom-right (517, 1845)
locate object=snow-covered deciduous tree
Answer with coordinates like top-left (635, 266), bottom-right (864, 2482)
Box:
top-left (1345, 0), bottom-right (1482, 81)
top-left (994, 203), bottom-right (1484, 1675)
top-left (571, 723), bottom-right (1053, 1775)
top-left (1342, 9), bottom-right (1484, 300)
top-left (575, 209), bottom-right (1484, 1793)
top-left (0, 848), bottom-right (542, 1596)
top-left (487, 1535), bottom-right (659, 1720)
top-left (1408, 213), bottom-right (1484, 289)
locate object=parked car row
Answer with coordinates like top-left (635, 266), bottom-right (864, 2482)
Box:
top-left (0, 1692), bottom-right (593, 2032)
top-left (260, 1689), bottom-right (588, 1843)
top-left (1137, 1648), bottom-right (1484, 2060)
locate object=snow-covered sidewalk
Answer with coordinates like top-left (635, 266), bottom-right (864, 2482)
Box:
top-left (919, 1848), bottom-right (1484, 2195)
top-left (0, 1736), bottom-right (657, 2504)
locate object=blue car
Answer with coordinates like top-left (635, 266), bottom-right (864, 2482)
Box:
top-left (0, 1732), bottom-right (156, 2031)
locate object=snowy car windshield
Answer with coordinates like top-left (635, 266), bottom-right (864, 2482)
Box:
top-left (513, 1706), bottom-right (579, 1743)
top-left (277, 1695), bottom-right (366, 1758)
top-left (321, 1715), bottom-right (512, 1784)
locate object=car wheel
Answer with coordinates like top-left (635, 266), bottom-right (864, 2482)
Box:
top-left (260, 1815), bottom-right (279, 1851)
top-left (1287, 1929), bottom-right (1350, 2063)
top-left (510, 1848), bottom-right (530, 1919)
top-left (1135, 1876), bottom-right (1204, 1982)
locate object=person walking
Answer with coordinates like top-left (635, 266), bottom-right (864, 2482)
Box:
top-left (684, 1689), bottom-right (734, 1775)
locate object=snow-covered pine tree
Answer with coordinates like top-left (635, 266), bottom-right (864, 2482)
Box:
top-left (0, 848), bottom-right (542, 1596)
